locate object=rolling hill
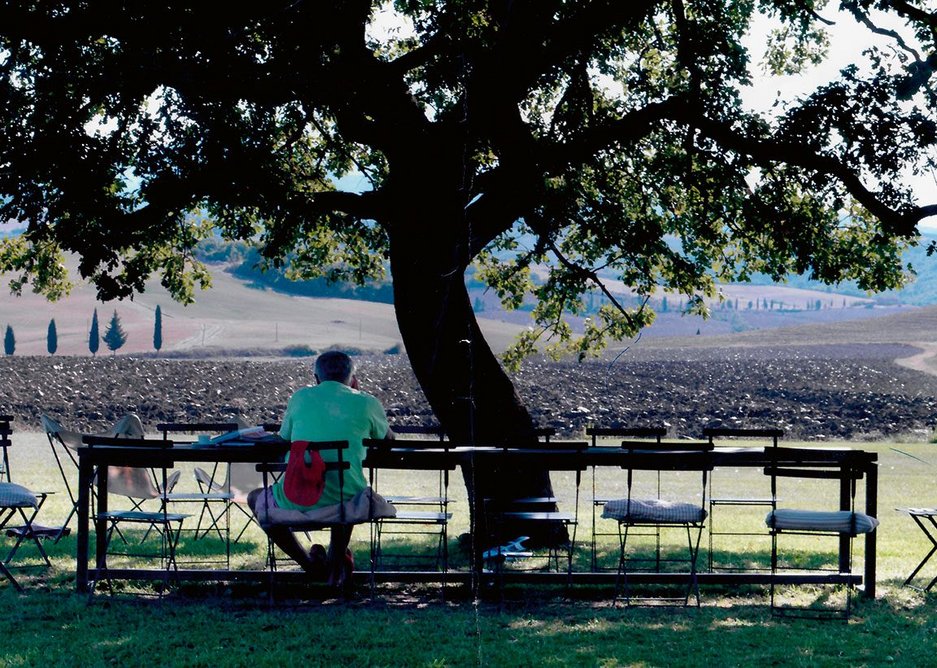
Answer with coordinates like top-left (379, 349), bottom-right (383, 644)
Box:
top-left (0, 257), bottom-right (930, 358)
top-left (0, 263), bottom-right (530, 356)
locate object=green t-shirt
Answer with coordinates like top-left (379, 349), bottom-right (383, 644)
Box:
top-left (274, 380), bottom-right (390, 510)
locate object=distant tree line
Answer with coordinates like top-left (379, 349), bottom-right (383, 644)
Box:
top-left (1, 306), bottom-right (163, 356)
top-left (196, 240), bottom-right (395, 304)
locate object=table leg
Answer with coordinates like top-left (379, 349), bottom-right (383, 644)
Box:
top-left (95, 465), bottom-right (108, 573)
top-left (864, 463), bottom-right (877, 599)
top-left (839, 473), bottom-right (850, 575)
top-left (76, 458), bottom-right (91, 592)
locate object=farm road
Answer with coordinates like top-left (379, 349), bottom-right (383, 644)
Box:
top-left (895, 343), bottom-right (937, 377)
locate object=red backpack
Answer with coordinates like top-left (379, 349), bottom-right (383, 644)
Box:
top-left (282, 440), bottom-right (327, 506)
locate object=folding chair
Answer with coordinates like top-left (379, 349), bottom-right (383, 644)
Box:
top-left (82, 435), bottom-right (190, 597)
top-left (365, 426), bottom-right (454, 574)
top-left (587, 426), bottom-right (667, 572)
top-left (482, 440), bottom-right (587, 582)
top-left (764, 446), bottom-right (879, 620)
top-left (255, 440), bottom-right (361, 600)
top-left (158, 422), bottom-right (239, 544)
top-left (41, 413), bottom-right (177, 542)
top-left (897, 507), bottom-right (937, 592)
top-left (704, 426), bottom-right (783, 572)
top-left (0, 482), bottom-right (53, 590)
top-left (602, 439), bottom-right (713, 607)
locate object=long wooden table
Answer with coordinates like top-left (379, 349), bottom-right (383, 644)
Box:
top-left (75, 440), bottom-right (878, 597)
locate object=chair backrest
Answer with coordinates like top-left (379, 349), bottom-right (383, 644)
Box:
top-left (101, 414), bottom-right (145, 439)
top-left (619, 439), bottom-right (714, 503)
top-left (587, 425), bottom-right (667, 447)
top-left (703, 426), bottom-right (783, 447)
top-left (256, 440), bottom-right (350, 522)
top-left (41, 414), bottom-right (83, 504)
top-left (83, 436), bottom-right (172, 501)
top-left (157, 422), bottom-right (240, 439)
top-left (763, 446), bottom-right (864, 502)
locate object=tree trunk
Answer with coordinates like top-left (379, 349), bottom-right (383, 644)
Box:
top-left (388, 217), bottom-right (568, 549)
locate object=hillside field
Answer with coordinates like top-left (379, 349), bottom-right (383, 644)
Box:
top-left (0, 261), bottom-right (924, 357)
top-left (0, 265), bottom-right (528, 356)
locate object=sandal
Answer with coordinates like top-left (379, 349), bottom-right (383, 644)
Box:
top-left (326, 548), bottom-right (355, 595)
top-left (307, 544), bottom-right (328, 580)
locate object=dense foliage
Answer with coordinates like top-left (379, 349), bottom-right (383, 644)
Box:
top-left (2, 2), bottom-right (937, 451)
top-left (1, 3), bottom-right (935, 361)
top-left (229, 246), bottom-right (394, 303)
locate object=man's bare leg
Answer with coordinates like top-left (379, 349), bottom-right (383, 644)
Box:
top-left (326, 525), bottom-right (354, 587)
top-left (267, 526), bottom-right (321, 574)
top-left (248, 488), bottom-right (321, 576)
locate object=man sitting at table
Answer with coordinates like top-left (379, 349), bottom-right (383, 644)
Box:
top-left (248, 350), bottom-right (395, 589)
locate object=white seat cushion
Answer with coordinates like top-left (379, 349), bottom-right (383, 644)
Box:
top-left (766, 509), bottom-right (879, 534)
top-left (256, 487), bottom-right (396, 529)
top-left (602, 498), bottom-right (706, 524)
top-left (0, 483), bottom-right (37, 508)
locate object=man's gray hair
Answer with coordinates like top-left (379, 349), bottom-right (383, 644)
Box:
top-left (315, 350), bottom-right (355, 383)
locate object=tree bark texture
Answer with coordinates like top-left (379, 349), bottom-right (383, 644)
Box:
top-left (388, 204), bottom-right (569, 548)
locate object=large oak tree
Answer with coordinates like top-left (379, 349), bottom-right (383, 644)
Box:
top-left (2, 1), bottom-right (936, 543)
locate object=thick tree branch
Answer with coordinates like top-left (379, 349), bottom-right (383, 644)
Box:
top-left (540, 94), bottom-right (932, 236)
top-left (686, 113), bottom-right (931, 235)
top-left (307, 190), bottom-right (384, 220)
top-left (544, 97), bottom-right (690, 171)
top-left (842, 1), bottom-right (924, 61)
top-left (880, 0), bottom-right (937, 31)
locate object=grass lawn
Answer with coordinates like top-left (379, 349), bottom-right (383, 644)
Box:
top-left (2, 433), bottom-right (937, 667)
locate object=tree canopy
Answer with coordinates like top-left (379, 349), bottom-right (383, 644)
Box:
top-left (1, 1), bottom-right (936, 430)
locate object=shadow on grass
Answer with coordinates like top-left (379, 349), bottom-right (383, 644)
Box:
top-left (1, 574), bottom-right (936, 666)
top-left (6, 531), bottom-right (932, 665)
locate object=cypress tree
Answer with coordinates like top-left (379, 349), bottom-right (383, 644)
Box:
top-left (89, 308), bottom-right (100, 356)
top-left (3, 325), bottom-right (14, 356)
top-left (47, 318), bottom-right (57, 355)
top-left (103, 310), bottom-right (128, 354)
top-left (153, 305), bottom-right (162, 353)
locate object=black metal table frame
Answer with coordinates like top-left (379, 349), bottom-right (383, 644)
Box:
top-left (75, 441), bottom-right (878, 598)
